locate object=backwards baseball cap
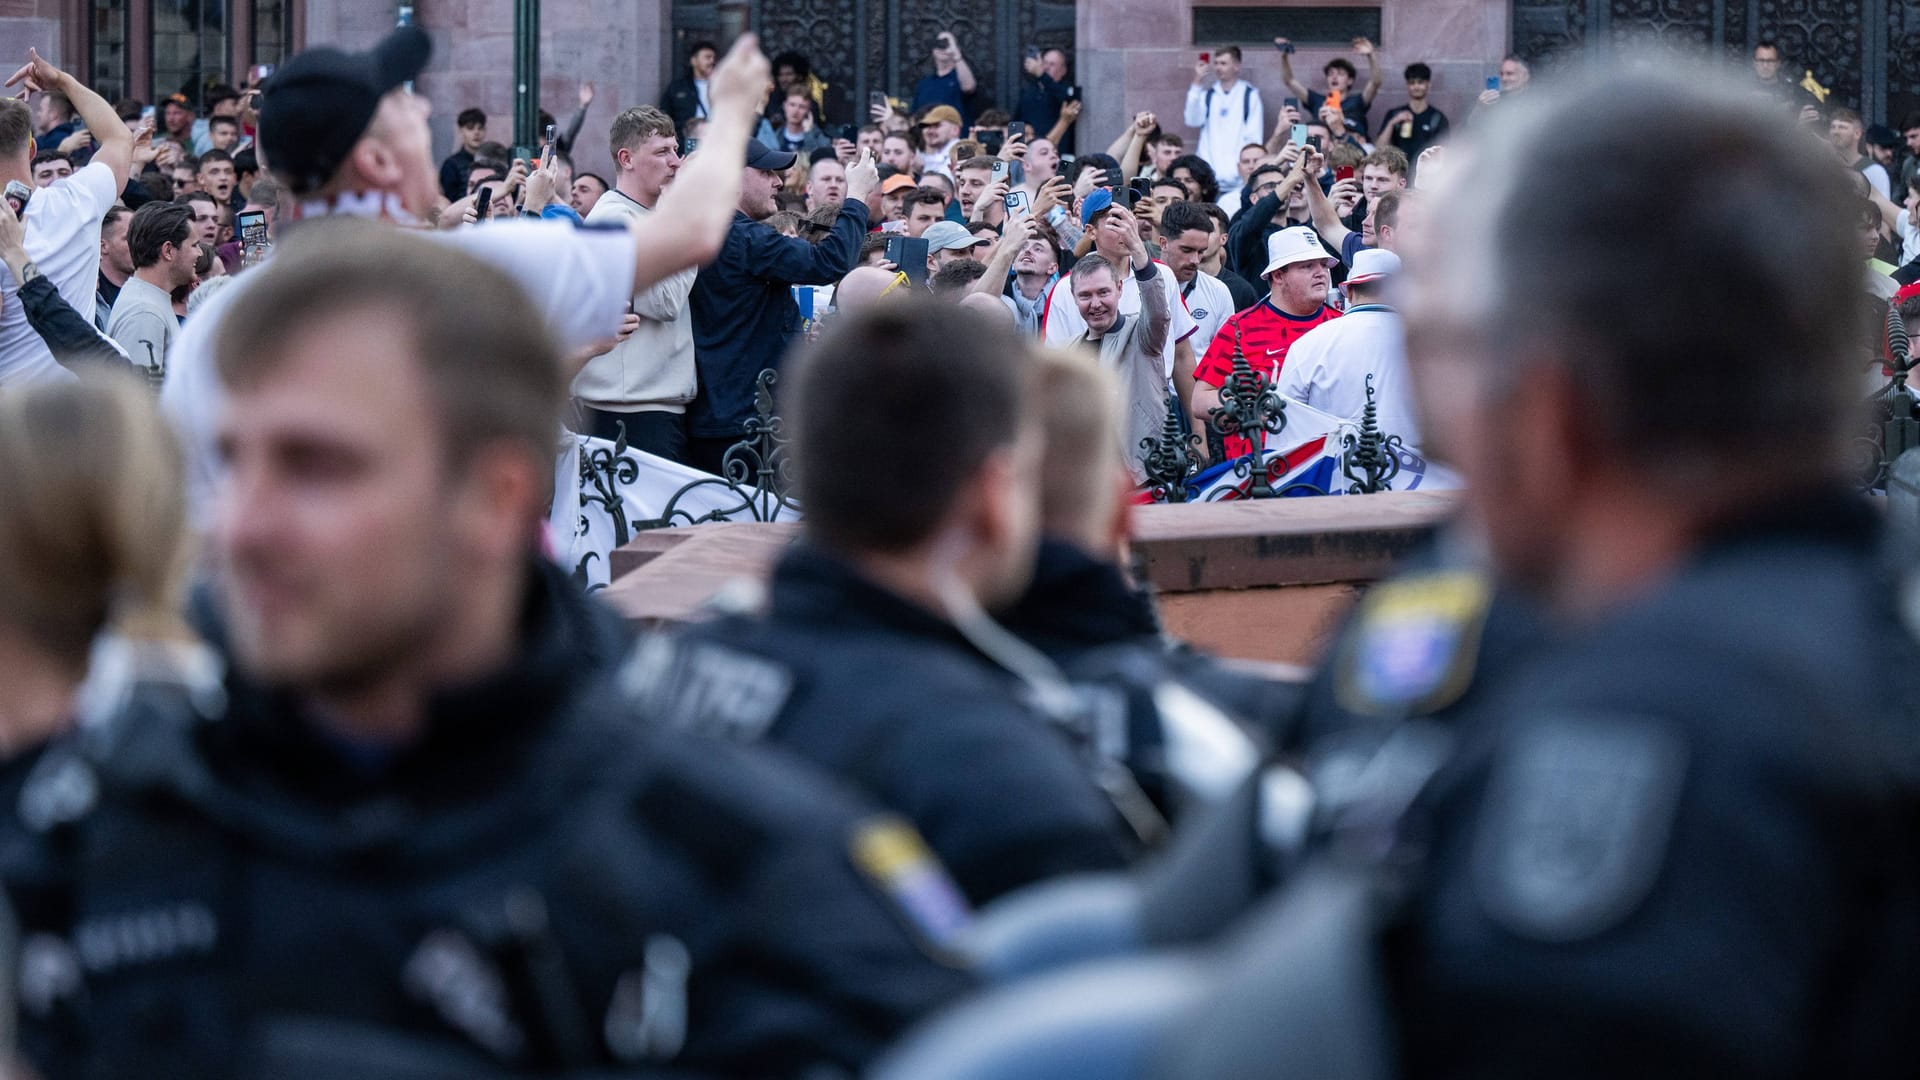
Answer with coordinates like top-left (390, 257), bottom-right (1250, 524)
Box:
top-left (919, 105), bottom-right (962, 128)
top-left (258, 25), bottom-right (432, 195)
top-left (923, 221), bottom-right (991, 252)
top-left (1344, 247), bottom-right (1401, 287)
top-left (745, 140), bottom-right (798, 172)
top-left (1261, 226), bottom-right (1336, 277)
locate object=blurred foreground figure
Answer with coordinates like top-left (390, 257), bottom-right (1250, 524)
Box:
top-left (1166, 66), bottom-right (1920, 1080)
top-left (882, 67), bottom-right (1920, 1080)
top-left (11, 227), bottom-right (968, 1080)
top-left (627, 304), bottom-right (1139, 906)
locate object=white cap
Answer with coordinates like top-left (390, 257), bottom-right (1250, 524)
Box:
top-left (1261, 226), bottom-right (1336, 278)
top-left (1344, 248), bottom-right (1402, 286)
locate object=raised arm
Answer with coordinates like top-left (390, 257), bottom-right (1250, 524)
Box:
top-left (1301, 148), bottom-right (1355, 254)
top-left (1045, 100), bottom-right (1080, 146)
top-left (6, 49), bottom-right (133, 192)
top-left (948, 34), bottom-right (978, 95)
top-left (1116, 112), bottom-right (1155, 182)
top-left (973, 214), bottom-right (1033, 299)
top-left (630, 36), bottom-right (770, 293)
top-left (1274, 39), bottom-right (1311, 102)
top-left (1354, 38), bottom-right (1383, 103)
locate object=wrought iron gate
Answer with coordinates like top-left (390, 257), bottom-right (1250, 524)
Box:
top-left (1511, 0), bottom-right (1919, 121)
top-left (668, 0), bottom-right (1074, 125)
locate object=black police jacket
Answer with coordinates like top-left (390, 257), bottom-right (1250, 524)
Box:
top-left (999, 539), bottom-right (1297, 820)
top-left (625, 545), bottom-right (1136, 906)
top-left (12, 560), bottom-right (971, 1080)
top-left (1383, 491), bottom-right (1920, 1077)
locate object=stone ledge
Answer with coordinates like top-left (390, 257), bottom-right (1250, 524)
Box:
top-left (600, 492), bottom-right (1460, 638)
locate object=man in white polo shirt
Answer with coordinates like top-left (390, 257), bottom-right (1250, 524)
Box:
top-left (0, 48), bottom-right (133, 386)
top-left (1274, 248), bottom-right (1440, 472)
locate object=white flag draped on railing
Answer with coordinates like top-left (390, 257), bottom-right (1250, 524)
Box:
top-left (1190, 397), bottom-right (1462, 501)
top-left (547, 432), bottom-right (800, 591)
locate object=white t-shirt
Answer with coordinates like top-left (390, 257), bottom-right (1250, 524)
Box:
top-left (1179, 270), bottom-right (1235, 361)
top-left (1041, 259), bottom-right (1197, 379)
top-left (0, 161), bottom-right (118, 385)
top-left (1898, 211), bottom-right (1918, 266)
top-left (162, 215), bottom-right (640, 520)
top-left (1273, 305), bottom-right (1425, 452)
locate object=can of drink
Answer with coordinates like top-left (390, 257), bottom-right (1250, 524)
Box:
top-left (1399, 120), bottom-right (1413, 139)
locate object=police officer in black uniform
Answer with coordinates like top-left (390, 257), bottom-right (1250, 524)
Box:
top-left (1148, 70), bottom-right (1920, 1078)
top-left (11, 226), bottom-right (971, 1080)
top-left (997, 353), bottom-right (1296, 826)
top-left (625, 305), bottom-right (1138, 907)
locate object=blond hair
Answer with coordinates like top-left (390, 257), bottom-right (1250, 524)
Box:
top-left (1032, 349), bottom-right (1124, 541)
top-left (0, 371), bottom-right (192, 671)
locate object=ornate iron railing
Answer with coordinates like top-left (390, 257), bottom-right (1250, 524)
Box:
top-left (1861, 304), bottom-right (1918, 493)
top-left (1138, 324), bottom-right (1408, 503)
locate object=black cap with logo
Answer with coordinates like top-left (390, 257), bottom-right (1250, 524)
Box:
top-left (257, 26), bottom-right (432, 195)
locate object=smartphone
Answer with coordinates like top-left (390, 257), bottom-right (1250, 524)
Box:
top-left (992, 159), bottom-right (1010, 186)
top-left (1007, 120), bottom-right (1027, 142)
top-left (1129, 177), bottom-right (1153, 202)
top-left (683, 138), bottom-right (699, 155)
top-left (885, 236), bottom-right (931, 289)
top-left (1486, 76), bottom-right (1500, 91)
top-left (1284, 96), bottom-right (1300, 110)
top-left (512, 145), bottom-right (533, 167)
top-left (1276, 40), bottom-right (1296, 54)
top-left (473, 185), bottom-right (493, 220)
top-left (1004, 187), bottom-right (1032, 219)
top-left (1327, 89), bottom-right (1343, 110)
top-left (1309, 134), bottom-right (1324, 152)
top-left (237, 209), bottom-right (267, 241)
top-left (840, 124), bottom-right (860, 143)
top-left (1334, 165), bottom-right (1355, 182)
top-left (1199, 52), bottom-right (1210, 63)
top-left (1025, 45), bottom-right (1041, 61)
top-left (250, 63), bottom-right (275, 83)
top-left (930, 36), bottom-right (946, 54)
top-left (540, 123), bottom-right (557, 170)
top-left (1009, 159), bottom-right (1025, 187)
top-left (870, 90), bottom-right (889, 113)
top-left (4, 179), bottom-right (29, 218)
top-left (1062, 85), bottom-right (1080, 102)
top-left (1290, 123), bottom-right (1309, 146)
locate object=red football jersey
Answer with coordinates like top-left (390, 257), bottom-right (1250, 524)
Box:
top-left (1194, 301), bottom-right (1340, 458)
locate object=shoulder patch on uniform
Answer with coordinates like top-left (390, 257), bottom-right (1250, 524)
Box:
top-left (1333, 571), bottom-right (1492, 718)
top-left (1472, 714), bottom-right (1688, 943)
top-left (618, 634), bottom-right (794, 742)
top-left (849, 816), bottom-right (972, 961)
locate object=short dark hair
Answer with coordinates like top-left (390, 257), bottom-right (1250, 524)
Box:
top-left (1160, 201), bottom-right (1213, 239)
top-left (179, 190), bottom-right (218, 212)
top-left (1166, 153), bottom-right (1220, 203)
top-left (31, 150), bottom-right (71, 172)
top-left (1071, 252), bottom-right (1121, 288)
top-left (1901, 111), bottom-right (1920, 134)
top-left (688, 39), bottom-right (717, 58)
top-left (102, 204), bottom-right (131, 233)
top-left (955, 155), bottom-right (997, 176)
top-left (1247, 163), bottom-right (1287, 189)
top-left (197, 148), bottom-right (234, 173)
top-left (1150, 177), bottom-right (1187, 197)
top-left (930, 260), bottom-right (988, 296)
top-left (216, 221), bottom-right (566, 471)
top-left (113, 97), bottom-right (144, 122)
top-left (208, 115), bottom-right (240, 132)
top-left (609, 105), bottom-right (676, 159)
top-left (858, 234), bottom-right (892, 263)
top-left (1374, 190), bottom-right (1404, 232)
top-left (233, 148), bottom-right (258, 175)
top-left (905, 187), bottom-right (948, 214)
top-left (457, 107), bottom-right (487, 129)
top-left (205, 84), bottom-right (240, 110)
top-left (0, 100), bottom-right (34, 161)
top-left (1459, 71), bottom-right (1860, 485)
top-left (127, 201), bottom-right (194, 268)
top-left (808, 145), bottom-right (840, 166)
top-left (1214, 45), bottom-right (1242, 63)
top-left (1325, 58), bottom-right (1357, 79)
top-left (1152, 132), bottom-right (1185, 150)
top-left (576, 171), bottom-right (608, 191)
top-left (974, 108), bottom-right (1011, 129)
top-left (1404, 62), bottom-right (1432, 81)
top-left (785, 304), bottom-right (1034, 553)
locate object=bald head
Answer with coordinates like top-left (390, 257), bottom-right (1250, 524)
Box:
top-left (958, 292), bottom-right (1014, 324)
top-left (834, 265), bottom-right (904, 316)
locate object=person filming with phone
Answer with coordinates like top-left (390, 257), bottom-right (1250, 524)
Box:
top-left (912, 31), bottom-right (977, 125)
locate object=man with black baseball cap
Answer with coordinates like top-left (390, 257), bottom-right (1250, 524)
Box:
top-left (160, 26), bottom-right (773, 520)
top-left (684, 139), bottom-right (880, 473)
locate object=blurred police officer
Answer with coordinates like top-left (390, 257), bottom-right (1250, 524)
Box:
top-left (12, 227), bottom-right (970, 1080)
top-left (1155, 67), bottom-right (1920, 1079)
top-left (998, 353), bottom-right (1290, 823)
top-left (624, 304), bottom-right (1138, 906)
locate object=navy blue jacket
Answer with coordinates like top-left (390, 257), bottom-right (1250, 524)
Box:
top-left (687, 202), bottom-right (869, 439)
top-left (629, 546), bottom-right (1137, 905)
